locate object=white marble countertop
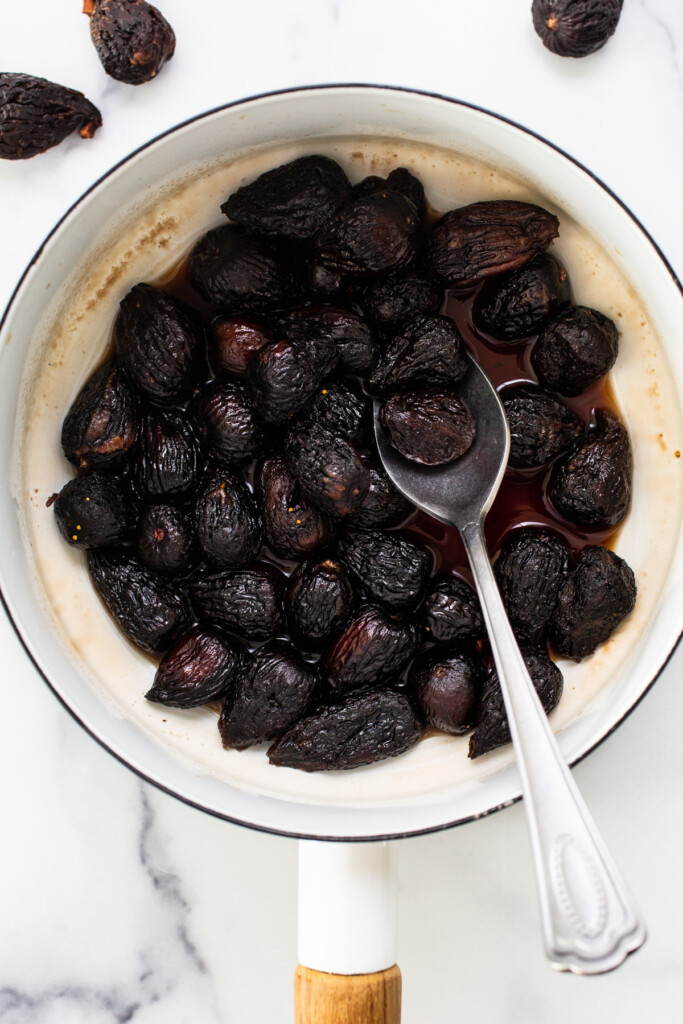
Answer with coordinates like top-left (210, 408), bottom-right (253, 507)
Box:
top-left (1, 2), bottom-right (683, 1021)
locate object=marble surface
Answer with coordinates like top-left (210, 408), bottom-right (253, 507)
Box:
top-left (1, 1), bottom-right (683, 1021)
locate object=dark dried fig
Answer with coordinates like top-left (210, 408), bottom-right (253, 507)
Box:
top-left (547, 409), bottom-right (631, 528)
top-left (0, 73), bottom-right (101, 159)
top-left (134, 410), bottom-right (203, 499)
top-left (84, 0), bottom-right (175, 85)
top-left (219, 640), bottom-right (317, 750)
top-left (422, 576), bottom-right (486, 645)
top-left (285, 558), bottom-right (354, 649)
top-left (222, 155), bottom-right (350, 241)
top-left (273, 306), bottom-right (378, 377)
top-left (408, 649), bottom-right (483, 734)
top-left (194, 381), bottom-right (266, 464)
top-left (354, 167), bottom-right (426, 221)
top-left (285, 425), bottom-right (370, 519)
top-left (314, 189), bottom-right (421, 277)
top-left (115, 284), bottom-right (203, 404)
top-left (532, 0), bottom-right (623, 57)
top-left (295, 381), bottom-right (370, 448)
top-left (136, 504), bottom-right (197, 577)
top-left (502, 386), bottom-right (585, 468)
top-left (54, 471), bottom-right (136, 549)
top-left (494, 528), bottom-right (572, 645)
top-left (145, 625), bottom-right (241, 708)
top-left (193, 467), bottom-right (263, 568)
top-left (268, 689), bottom-right (422, 771)
top-left (362, 270), bottom-right (443, 332)
top-left (246, 336), bottom-right (338, 424)
top-left (472, 254), bottom-right (571, 340)
top-left (352, 465), bottom-right (413, 529)
top-left (531, 305), bottom-right (619, 396)
top-left (323, 604), bottom-right (419, 697)
top-left (254, 454), bottom-right (334, 559)
top-left (550, 545), bottom-right (636, 659)
top-left (368, 314), bottom-right (469, 395)
top-left (208, 315), bottom-right (272, 379)
top-left (188, 564), bottom-right (285, 641)
top-left (61, 360), bottom-right (137, 470)
top-left (469, 649), bottom-right (564, 758)
top-left (380, 387), bottom-right (476, 466)
top-left (306, 260), bottom-right (347, 300)
top-left (189, 225), bottom-right (300, 312)
top-left (87, 548), bottom-right (191, 653)
top-left (426, 200), bottom-right (559, 289)
top-left (338, 529), bottom-right (431, 611)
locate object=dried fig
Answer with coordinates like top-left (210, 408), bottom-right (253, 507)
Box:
top-left (145, 625), bottom-right (241, 708)
top-left (136, 503), bottom-right (197, 577)
top-left (0, 73), bottom-right (101, 159)
top-left (193, 467), bottom-right (263, 568)
top-left (532, 0), bottom-right (623, 57)
top-left (273, 305), bottom-right (378, 377)
top-left (254, 454), bottom-right (334, 559)
top-left (208, 315), bottom-right (272, 379)
top-left (189, 225), bottom-right (300, 312)
top-left (285, 425), bottom-right (370, 519)
top-left (502, 386), bottom-right (585, 468)
top-left (494, 528), bottom-right (572, 645)
top-left (61, 360), bottom-right (137, 471)
top-left (380, 387), bottom-right (476, 466)
top-left (188, 565), bottom-right (285, 641)
top-left (134, 410), bottom-right (203, 499)
top-left (368, 314), bottom-right (468, 395)
top-left (472, 254), bottom-right (571, 340)
top-left (408, 649), bottom-right (483, 734)
top-left (314, 188), bottom-right (420, 277)
top-left (285, 558), bottom-right (354, 649)
top-left (54, 471), bottom-right (137, 549)
top-left (194, 380), bottom-right (267, 464)
top-left (246, 335), bottom-right (338, 424)
top-left (531, 305), bottom-right (619, 396)
top-left (422, 576), bottom-right (486, 645)
top-left (337, 529), bottom-right (431, 611)
top-left (323, 604), bottom-right (419, 697)
top-left (84, 0), bottom-right (175, 85)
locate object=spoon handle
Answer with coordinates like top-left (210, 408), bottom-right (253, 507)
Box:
top-left (461, 519), bottom-right (646, 974)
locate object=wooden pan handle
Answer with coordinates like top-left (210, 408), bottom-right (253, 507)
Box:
top-left (294, 964), bottom-right (401, 1024)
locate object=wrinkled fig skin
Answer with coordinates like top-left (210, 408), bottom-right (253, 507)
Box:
top-left (285, 558), bottom-right (354, 648)
top-left (208, 316), bottom-right (272, 379)
top-left (307, 261), bottom-right (347, 300)
top-left (273, 306), bottom-right (378, 377)
top-left (338, 530), bottom-right (431, 611)
top-left (188, 565), bottom-right (285, 641)
top-left (422, 576), bottom-right (486, 645)
top-left (473, 254), bottom-right (571, 340)
top-left (469, 649), bottom-right (564, 759)
top-left (362, 271), bottom-right (443, 333)
top-left (85, 0), bottom-right (175, 85)
top-left (136, 504), bottom-right (197, 577)
top-left (550, 545), bottom-right (636, 660)
top-left (61, 361), bottom-right (137, 471)
top-left (189, 225), bottom-right (300, 313)
top-left (0, 73), bottom-right (102, 159)
top-left (115, 284), bottom-right (203, 404)
top-left (135, 410), bottom-right (203, 499)
top-left (295, 381), bottom-right (370, 448)
top-left (426, 200), bottom-right (560, 289)
top-left (352, 465), bottom-right (413, 529)
top-left (246, 337), bottom-right (338, 424)
top-left (532, 0), bottom-right (623, 57)
top-left (314, 189), bottom-right (421, 277)
top-left (222, 155), bottom-right (350, 241)
top-left (323, 605), bottom-right (419, 697)
top-left (548, 409), bottom-right (631, 528)
top-left (145, 625), bottom-right (241, 708)
top-left (254, 455), bottom-right (334, 559)
top-left (531, 305), bottom-right (619, 396)
top-left (408, 649), bottom-right (483, 735)
top-left (193, 468), bottom-right (263, 568)
top-left (368, 314), bottom-right (469, 396)
top-left (354, 168), bottom-right (427, 222)
top-left (219, 641), bottom-right (318, 750)
top-left (503, 386), bottom-right (585, 469)
top-left (381, 388), bottom-right (476, 466)
top-left (285, 425), bottom-right (370, 519)
top-left (494, 528), bottom-right (572, 645)
top-left (87, 549), bottom-right (191, 654)
top-left (54, 471), bottom-right (136, 549)
top-left (268, 689), bottom-right (422, 772)
top-left (194, 381), bottom-right (266, 464)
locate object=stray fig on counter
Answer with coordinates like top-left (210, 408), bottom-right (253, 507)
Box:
top-left (84, 0), bottom-right (176, 85)
top-left (532, 0), bottom-right (623, 58)
top-left (0, 73), bottom-right (101, 160)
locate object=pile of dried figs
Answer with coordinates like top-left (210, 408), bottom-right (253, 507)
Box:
top-left (52, 154), bottom-right (637, 772)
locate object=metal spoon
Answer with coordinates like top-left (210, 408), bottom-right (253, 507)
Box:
top-left (373, 355), bottom-right (646, 974)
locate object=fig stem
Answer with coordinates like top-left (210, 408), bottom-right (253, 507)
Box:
top-left (83, 0), bottom-right (95, 15)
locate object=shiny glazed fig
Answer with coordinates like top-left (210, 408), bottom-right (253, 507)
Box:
top-left (314, 188), bottom-right (421, 277)
top-left (532, 0), bottom-right (623, 57)
top-left (362, 270), bottom-right (443, 332)
top-left (354, 168), bottom-right (426, 221)
top-left (502, 386), bottom-right (585, 468)
top-left (145, 625), bottom-right (241, 708)
top-left (194, 380), bottom-right (266, 464)
top-left (472, 254), bottom-right (571, 340)
top-left (285, 558), bottom-right (354, 648)
top-left (87, 548), bottom-right (191, 654)
top-left (273, 305), bottom-right (378, 377)
top-left (338, 529), bottom-right (431, 611)
top-left (268, 689), bottom-right (422, 771)
top-left (494, 528), bottom-right (572, 645)
top-left (188, 564), bottom-right (285, 641)
top-left (550, 545), bottom-right (636, 660)
top-left (134, 410), bottom-right (203, 499)
top-left (222, 155), bottom-right (350, 241)
top-left (246, 335), bottom-right (338, 424)
top-left (61, 360), bottom-right (137, 470)
top-left (426, 200), bottom-right (560, 289)
top-left (285, 425), bottom-right (370, 519)
top-left (219, 640), bottom-right (317, 750)
top-left (422, 576), bottom-right (486, 645)
top-left (53, 471), bottom-right (137, 549)
top-left (408, 649), bottom-right (483, 734)
top-left (84, 0), bottom-right (175, 85)
top-left (531, 305), bottom-right (619, 396)
top-left (254, 454), bottom-right (334, 559)
top-left (380, 387), bottom-right (476, 466)
top-left (193, 467), bottom-right (262, 568)
top-left (0, 73), bottom-right (101, 159)
top-left (115, 284), bottom-right (203, 404)
top-left (368, 314), bottom-right (469, 395)
top-left (351, 464), bottom-right (413, 529)
top-left (323, 604), bottom-right (419, 696)
top-left (136, 503), bottom-right (197, 577)
top-left (208, 315), bottom-right (272, 379)
top-left (295, 380), bottom-right (370, 448)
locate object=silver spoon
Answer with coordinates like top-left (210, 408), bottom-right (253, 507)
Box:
top-left (373, 355), bottom-right (646, 974)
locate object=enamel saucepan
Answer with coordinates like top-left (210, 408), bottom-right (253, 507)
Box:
top-left (2, 86), bottom-right (683, 1023)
